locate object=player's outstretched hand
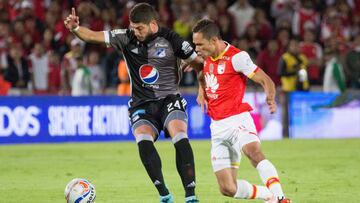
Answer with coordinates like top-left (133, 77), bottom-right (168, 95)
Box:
top-left (197, 88), bottom-right (208, 113)
top-left (180, 60), bottom-right (194, 72)
top-left (266, 97), bottom-right (277, 114)
top-left (64, 7), bottom-right (80, 31)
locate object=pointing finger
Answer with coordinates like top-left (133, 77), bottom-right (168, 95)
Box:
top-left (72, 7), bottom-right (76, 16)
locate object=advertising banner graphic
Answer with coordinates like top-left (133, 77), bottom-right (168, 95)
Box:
top-left (0, 93), bottom-right (281, 144)
top-left (289, 92), bottom-right (360, 139)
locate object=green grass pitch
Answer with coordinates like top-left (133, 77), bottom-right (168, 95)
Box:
top-left (1, 139), bottom-right (359, 203)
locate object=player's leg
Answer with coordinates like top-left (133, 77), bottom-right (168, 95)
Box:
top-left (130, 105), bottom-right (173, 203)
top-left (166, 119), bottom-right (197, 202)
top-left (163, 95), bottom-right (197, 202)
top-left (239, 112), bottom-right (290, 202)
top-left (212, 138), bottom-right (273, 201)
top-left (133, 124), bottom-right (173, 201)
top-left (242, 139), bottom-right (289, 202)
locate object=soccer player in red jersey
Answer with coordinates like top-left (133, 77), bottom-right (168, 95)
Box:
top-left (192, 19), bottom-right (291, 203)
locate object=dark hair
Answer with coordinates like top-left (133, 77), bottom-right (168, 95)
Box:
top-left (192, 19), bottom-right (221, 40)
top-left (129, 3), bottom-right (158, 24)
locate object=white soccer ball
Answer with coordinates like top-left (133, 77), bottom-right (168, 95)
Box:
top-left (64, 178), bottom-right (96, 203)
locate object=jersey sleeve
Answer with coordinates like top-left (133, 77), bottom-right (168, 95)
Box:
top-left (167, 30), bottom-right (197, 62)
top-left (103, 29), bottom-right (130, 51)
top-left (231, 51), bottom-right (259, 78)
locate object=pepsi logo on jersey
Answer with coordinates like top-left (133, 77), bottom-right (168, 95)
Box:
top-left (139, 64), bottom-right (159, 84)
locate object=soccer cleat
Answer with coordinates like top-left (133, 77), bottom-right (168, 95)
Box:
top-left (160, 193), bottom-right (174, 203)
top-left (278, 197), bottom-right (292, 203)
top-left (185, 195), bottom-right (199, 203)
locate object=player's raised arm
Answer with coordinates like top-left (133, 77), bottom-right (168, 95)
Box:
top-left (64, 7), bottom-right (105, 43)
top-left (251, 69), bottom-right (277, 114)
top-left (231, 51), bottom-right (277, 114)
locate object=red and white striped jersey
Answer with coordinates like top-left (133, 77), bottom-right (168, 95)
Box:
top-left (203, 43), bottom-right (259, 120)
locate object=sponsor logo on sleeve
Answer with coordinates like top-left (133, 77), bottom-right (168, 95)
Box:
top-left (110, 29), bottom-right (127, 37)
top-left (181, 41), bottom-right (193, 55)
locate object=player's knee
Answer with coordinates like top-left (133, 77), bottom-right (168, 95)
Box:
top-left (166, 119), bottom-right (187, 136)
top-left (249, 150), bottom-right (265, 166)
top-left (219, 184), bottom-right (237, 197)
top-left (134, 125), bottom-right (155, 136)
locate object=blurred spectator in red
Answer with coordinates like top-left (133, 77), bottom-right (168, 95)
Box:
top-left (0, 20), bottom-right (10, 69)
top-left (216, 0), bottom-right (236, 41)
top-left (29, 43), bottom-right (49, 94)
top-left (0, 68), bottom-right (11, 95)
top-left (218, 15), bottom-right (236, 43)
top-left (24, 17), bottom-right (42, 43)
top-left (22, 33), bottom-right (34, 56)
top-left (271, 0), bottom-right (299, 29)
top-left (257, 39), bottom-right (282, 86)
top-left (321, 8), bottom-right (350, 46)
top-left (192, 1), bottom-right (207, 21)
top-left (337, 0), bottom-right (352, 27)
top-left (276, 28), bottom-right (291, 54)
top-left (228, 0), bottom-right (255, 37)
top-left (101, 8), bottom-right (117, 30)
top-left (61, 38), bottom-right (83, 94)
top-left (11, 20), bottom-right (25, 44)
top-left (43, 29), bottom-right (58, 51)
top-left (345, 35), bottom-right (360, 88)
top-left (237, 38), bottom-right (249, 51)
top-left (53, 3), bottom-right (70, 45)
top-left (121, 1), bottom-right (135, 28)
top-left (251, 9), bottom-right (273, 43)
top-left (87, 50), bottom-right (105, 95)
top-left (243, 23), bottom-right (261, 58)
top-left (292, 0), bottom-right (320, 39)
top-left (33, 0), bottom-right (46, 22)
top-left (158, 0), bottom-right (173, 28)
top-left (77, 2), bottom-right (101, 28)
top-left (4, 43), bottom-right (30, 88)
top-left (300, 29), bottom-right (323, 84)
top-left (350, 12), bottom-right (360, 38)
top-left (205, 3), bottom-right (218, 21)
top-left (48, 51), bottom-right (61, 94)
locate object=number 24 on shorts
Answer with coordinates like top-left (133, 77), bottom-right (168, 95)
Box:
top-left (167, 99), bottom-right (187, 112)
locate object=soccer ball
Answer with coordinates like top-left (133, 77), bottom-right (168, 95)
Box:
top-left (64, 178), bottom-right (96, 203)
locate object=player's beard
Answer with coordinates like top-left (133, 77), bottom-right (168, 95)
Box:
top-left (138, 30), bottom-right (153, 42)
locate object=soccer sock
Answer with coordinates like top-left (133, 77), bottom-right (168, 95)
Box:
top-left (256, 159), bottom-right (285, 199)
top-left (172, 132), bottom-right (196, 197)
top-left (137, 135), bottom-right (169, 196)
top-left (234, 180), bottom-right (273, 200)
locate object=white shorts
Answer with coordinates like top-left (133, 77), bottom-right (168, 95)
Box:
top-left (210, 112), bottom-right (260, 172)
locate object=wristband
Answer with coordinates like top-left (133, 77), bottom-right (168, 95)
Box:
top-left (71, 26), bottom-right (80, 32)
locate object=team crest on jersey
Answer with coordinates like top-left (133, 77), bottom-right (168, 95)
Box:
top-left (218, 62), bottom-right (226, 74)
top-left (209, 64), bottom-right (214, 74)
top-left (139, 64), bottom-right (159, 84)
top-left (154, 48), bottom-right (166, 58)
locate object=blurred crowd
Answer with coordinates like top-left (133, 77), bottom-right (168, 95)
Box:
top-left (0, 0), bottom-right (359, 96)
